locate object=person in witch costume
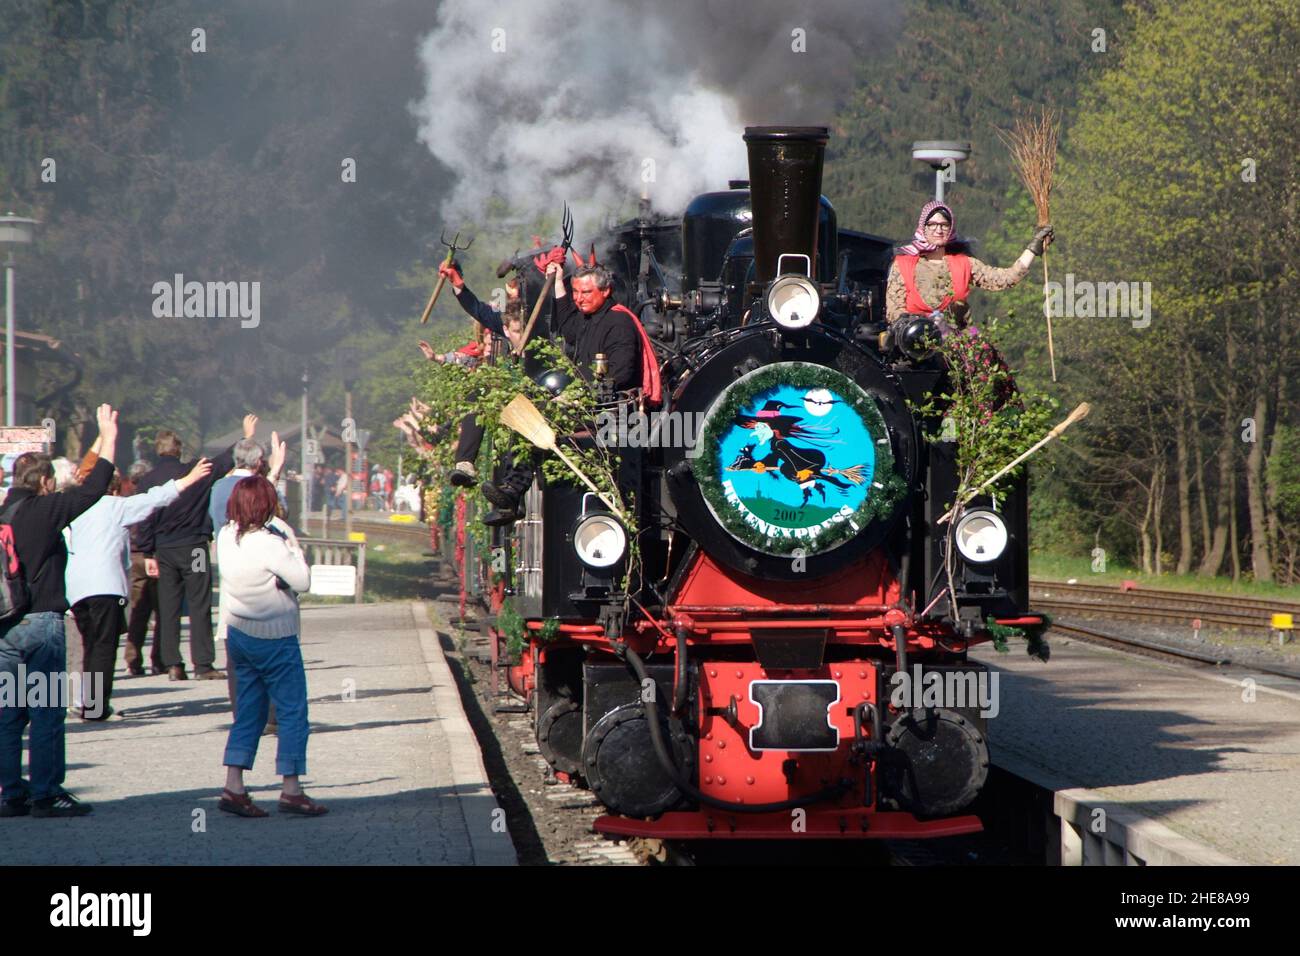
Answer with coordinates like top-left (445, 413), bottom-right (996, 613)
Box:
top-left (885, 200), bottom-right (1054, 331)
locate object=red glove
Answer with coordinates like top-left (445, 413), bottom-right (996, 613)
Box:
top-left (438, 261), bottom-right (463, 288)
top-left (532, 246), bottom-right (567, 274)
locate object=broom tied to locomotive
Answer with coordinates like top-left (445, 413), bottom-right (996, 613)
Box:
top-left (429, 126), bottom-right (1062, 840)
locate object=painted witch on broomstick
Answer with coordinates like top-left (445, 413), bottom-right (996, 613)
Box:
top-left (728, 400), bottom-right (866, 507)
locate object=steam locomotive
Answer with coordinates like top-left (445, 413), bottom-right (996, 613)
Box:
top-left (481, 127), bottom-right (1045, 840)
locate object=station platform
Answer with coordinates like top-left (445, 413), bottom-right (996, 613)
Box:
top-left (973, 634), bottom-right (1300, 865)
top-left (1, 602), bottom-right (515, 866)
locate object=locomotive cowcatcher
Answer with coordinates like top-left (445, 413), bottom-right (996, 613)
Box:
top-left (479, 126), bottom-right (1046, 840)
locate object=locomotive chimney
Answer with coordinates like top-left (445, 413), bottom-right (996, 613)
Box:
top-left (743, 126), bottom-right (828, 283)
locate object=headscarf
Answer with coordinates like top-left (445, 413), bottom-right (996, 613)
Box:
top-left (898, 200), bottom-right (955, 256)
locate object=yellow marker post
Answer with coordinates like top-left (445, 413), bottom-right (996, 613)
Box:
top-left (1271, 613), bottom-right (1293, 647)
top-left (388, 513), bottom-right (417, 525)
top-left (348, 531), bottom-right (367, 543)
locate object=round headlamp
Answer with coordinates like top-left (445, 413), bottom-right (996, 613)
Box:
top-left (766, 275), bottom-right (820, 330)
top-left (890, 316), bottom-right (941, 361)
top-left (573, 513), bottom-right (627, 569)
top-left (954, 509), bottom-right (1008, 564)
top-left (535, 368), bottom-right (573, 396)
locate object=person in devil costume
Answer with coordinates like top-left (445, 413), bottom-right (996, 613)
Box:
top-left (480, 250), bottom-right (659, 527)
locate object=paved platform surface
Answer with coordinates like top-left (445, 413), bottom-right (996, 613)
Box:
top-left (1, 602), bottom-right (515, 866)
top-left (974, 635), bottom-right (1300, 865)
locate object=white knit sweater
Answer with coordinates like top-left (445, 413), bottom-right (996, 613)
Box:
top-left (215, 516), bottom-right (310, 639)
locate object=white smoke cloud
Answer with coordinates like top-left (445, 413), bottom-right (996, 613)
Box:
top-left (411, 0), bottom-right (898, 228)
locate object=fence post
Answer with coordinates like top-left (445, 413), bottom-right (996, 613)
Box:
top-left (356, 542), bottom-right (366, 604)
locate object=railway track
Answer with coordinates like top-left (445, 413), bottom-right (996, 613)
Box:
top-left (1046, 618), bottom-right (1300, 683)
top-left (1030, 578), bottom-right (1300, 632)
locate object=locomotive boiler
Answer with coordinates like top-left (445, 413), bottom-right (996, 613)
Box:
top-left (487, 126), bottom-right (1045, 840)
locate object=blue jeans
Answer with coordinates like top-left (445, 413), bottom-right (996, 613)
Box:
top-left (223, 627), bottom-right (310, 776)
top-left (0, 612), bottom-right (70, 801)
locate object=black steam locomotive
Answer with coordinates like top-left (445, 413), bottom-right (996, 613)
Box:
top-left (485, 127), bottom-right (1043, 840)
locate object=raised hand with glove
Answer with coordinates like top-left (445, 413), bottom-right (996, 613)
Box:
top-left (1027, 224), bottom-right (1055, 256)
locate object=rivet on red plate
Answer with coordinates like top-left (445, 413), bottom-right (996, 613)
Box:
top-left (746, 776), bottom-right (755, 785)
top-left (704, 775), bottom-right (713, 784)
top-left (704, 754), bottom-right (713, 763)
top-left (717, 776), bottom-right (726, 785)
top-left (717, 740), bottom-right (726, 749)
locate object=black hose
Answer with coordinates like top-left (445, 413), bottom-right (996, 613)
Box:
top-left (672, 627), bottom-right (689, 716)
top-left (619, 645), bottom-right (850, 814)
top-left (891, 623), bottom-right (908, 677)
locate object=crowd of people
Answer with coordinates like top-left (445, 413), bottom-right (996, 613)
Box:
top-left (0, 409), bottom-right (326, 819)
top-left (309, 462), bottom-right (399, 517)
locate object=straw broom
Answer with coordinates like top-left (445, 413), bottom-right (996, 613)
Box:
top-left (937, 402), bottom-right (1090, 524)
top-left (998, 107), bottom-right (1061, 381)
top-left (499, 394), bottom-right (623, 516)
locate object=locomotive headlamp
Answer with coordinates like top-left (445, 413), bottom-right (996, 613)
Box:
top-left (535, 368), bottom-right (574, 396)
top-left (573, 513), bottom-right (627, 569)
top-left (890, 316), bottom-right (941, 361)
top-left (954, 509), bottom-right (1009, 564)
top-left (766, 254), bottom-right (820, 330)
top-left (767, 275), bottom-right (820, 330)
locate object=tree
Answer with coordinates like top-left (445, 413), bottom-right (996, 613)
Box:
top-left (1018, 0), bottom-right (1299, 580)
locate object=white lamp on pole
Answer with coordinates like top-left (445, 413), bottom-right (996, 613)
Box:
top-left (911, 141), bottom-right (971, 203)
top-left (0, 213), bottom-right (38, 427)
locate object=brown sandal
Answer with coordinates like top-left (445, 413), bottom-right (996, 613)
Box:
top-left (278, 791), bottom-right (328, 816)
top-left (218, 788), bottom-right (268, 818)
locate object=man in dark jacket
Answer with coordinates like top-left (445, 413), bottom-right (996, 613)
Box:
top-left (135, 414), bottom-right (257, 681)
top-left (546, 261), bottom-right (641, 392)
top-left (478, 260), bottom-right (642, 525)
top-left (0, 403), bottom-right (118, 818)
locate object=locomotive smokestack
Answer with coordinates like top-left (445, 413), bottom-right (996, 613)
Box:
top-left (743, 126), bottom-right (829, 283)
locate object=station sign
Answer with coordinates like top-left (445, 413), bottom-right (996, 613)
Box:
top-left (0, 424), bottom-right (55, 454)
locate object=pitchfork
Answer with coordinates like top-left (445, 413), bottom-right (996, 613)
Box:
top-left (515, 203), bottom-right (573, 356)
top-left (420, 228), bottom-right (475, 324)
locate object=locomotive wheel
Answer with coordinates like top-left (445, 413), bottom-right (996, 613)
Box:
top-left (537, 698), bottom-right (583, 777)
top-left (582, 704), bottom-right (695, 819)
top-left (880, 708), bottom-right (989, 818)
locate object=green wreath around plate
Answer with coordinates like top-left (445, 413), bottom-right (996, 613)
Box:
top-left (695, 362), bottom-right (907, 557)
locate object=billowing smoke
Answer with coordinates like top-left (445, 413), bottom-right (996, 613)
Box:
top-left (412, 0), bottom-right (900, 228)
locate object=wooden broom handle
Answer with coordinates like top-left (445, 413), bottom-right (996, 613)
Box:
top-left (516, 273), bottom-right (555, 357)
top-left (549, 445), bottom-right (621, 516)
top-left (938, 403), bottom-right (1090, 524)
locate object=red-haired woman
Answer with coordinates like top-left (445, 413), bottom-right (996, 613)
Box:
top-left (214, 476), bottom-right (324, 817)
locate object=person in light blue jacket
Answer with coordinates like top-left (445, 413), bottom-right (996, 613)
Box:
top-left (64, 453), bottom-right (212, 720)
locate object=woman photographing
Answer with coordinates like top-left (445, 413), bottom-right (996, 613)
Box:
top-left (215, 448), bottom-right (325, 818)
